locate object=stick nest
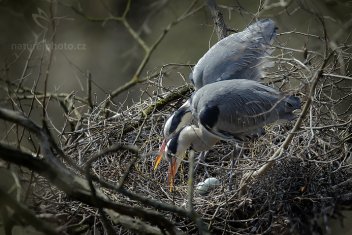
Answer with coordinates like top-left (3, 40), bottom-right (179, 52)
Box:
top-left (31, 55), bottom-right (352, 234)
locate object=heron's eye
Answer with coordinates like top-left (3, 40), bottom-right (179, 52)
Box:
top-left (166, 152), bottom-right (175, 159)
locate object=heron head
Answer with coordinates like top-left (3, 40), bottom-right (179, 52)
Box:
top-left (155, 125), bottom-right (204, 191)
top-left (154, 105), bottom-right (192, 171)
top-left (153, 135), bottom-right (186, 191)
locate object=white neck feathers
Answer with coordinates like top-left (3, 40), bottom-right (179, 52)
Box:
top-left (177, 125), bottom-right (218, 153)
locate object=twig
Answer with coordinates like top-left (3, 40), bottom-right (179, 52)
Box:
top-left (42, 0), bottom-right (57, 119)
top-left (86, 71), bottom-right (93, 109)
top-left (142, 85), bottom-right (192, 118)
top-left (187, 150), bottom-right (195, 212)
top-left (206, 0), bottom-right (228, 40)
top-left (83, 143), bottom-right (124, 167)
top-left (122, 85), bottom-right (191, 135)
top-left (85, 169), bottom-right (115, 235)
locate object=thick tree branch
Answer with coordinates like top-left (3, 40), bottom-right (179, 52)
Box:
top-left (206, 0), bottom-right (228, 40)
top-left (0, 107), bottom-right (42, 134)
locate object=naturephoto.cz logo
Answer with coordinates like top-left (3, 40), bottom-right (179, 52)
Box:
top-left (11, 42), bottom-right (87, 51)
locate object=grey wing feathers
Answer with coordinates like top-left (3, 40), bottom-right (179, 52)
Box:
top-left (191, 19), bottom-right (277, 90)
top-left (191, 79), bottom-right (297, 139)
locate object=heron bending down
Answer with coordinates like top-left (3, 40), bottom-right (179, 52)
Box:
top-left (190, 18), bottom-right (277, 90)
top-left (161, 79), bottom-right (301, 189)
top-left (154, 19), bottom-right (278, 169)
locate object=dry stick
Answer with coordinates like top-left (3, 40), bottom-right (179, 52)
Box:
top-left (133, 116), bottom-right (148, 144)
top-left (206, 0), bottom-right (228, 40)
top-left (141, 85), bottom-right (192, 118)
top-left (0, 108), bottom-right (42, 134)
top-left (4, 90), bottom-right (88, 104)
top-left (123, 85), bottom-right (191, 135)
top-left (15, 36), bottom-right (37, 93)
top-left (107, 213), bottom-right (171, 235)
top-left (117, 153), bottom-right (140, 188)
top-left (87, 71), bottom-right (93, 109)
top-left (0, 188), bottom-right (61, 235)
top-left (2, 77), bottom-right (87, 103)
top-left (185, 151), bottom-right (211, 235)
top-left (16, 37), bottom-right (44, 145)
top-left (86, 144), bottom-right (141, 189)
top-left (42, 1), bottom-right (56, 119)
top-left (6, 89), bottom-right (81, 133)
top-left (262, 0), bottom-right (294, 11)
top-left (328, 17), bottom-right (352, 76)
top-left (85, 168), bottom-right (116, 235)
top-left (332, 178), bottom-right (352, 191)
top-left (187, 150), bottom-right (196, 212)
top-left (87, 174), bottom-right (115, 235)
top-left (83, 143), bottom-right (125, 168)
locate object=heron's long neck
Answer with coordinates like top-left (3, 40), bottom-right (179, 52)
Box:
top-left (164, 99), bottom-right (192, 138)
top-left (179, 125), bottom-right (218, 152)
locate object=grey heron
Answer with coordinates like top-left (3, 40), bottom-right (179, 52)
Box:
top-left (190, 18), bottom-right (277, 90)
top-left (162, 79), bottom-right (301, 190)
top-left (154, 19), bottom-right (278, 169)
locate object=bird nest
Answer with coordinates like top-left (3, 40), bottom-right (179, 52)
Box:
top-left (26, 55), bottom-right (352, 234)
top-left (6, 45), bottom-right (346, 234)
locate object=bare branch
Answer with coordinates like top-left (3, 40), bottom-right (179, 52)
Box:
top-left (206, 0), bottom-right (228, 40)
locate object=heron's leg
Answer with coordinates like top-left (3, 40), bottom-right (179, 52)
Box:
top-left (194, 151), bottom-right (209, 176)
top-left (228, 143), bottom-right (244, 191)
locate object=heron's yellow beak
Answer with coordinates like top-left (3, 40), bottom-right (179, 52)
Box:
top-left (167, 152), bottom-right (185, 192)
top-left (153, 140), bottom-right (166, 171)
top-left (168, 157), bottom-right (177, 192)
